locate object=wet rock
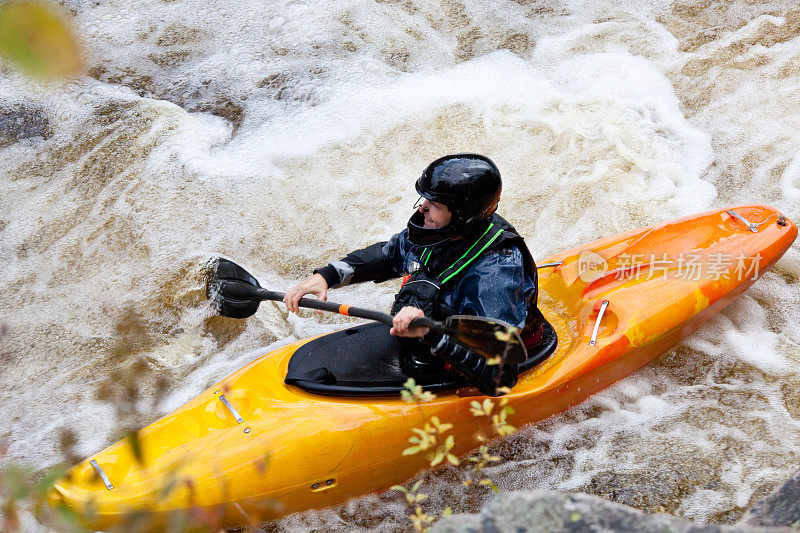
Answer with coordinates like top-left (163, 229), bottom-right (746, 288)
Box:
top-left (88, 64), bottom-right (244, 129)
top-left (155, 22), bottom-right (204, 46)
top-left (430, 490), bottom-right (789, 532)
top-left (192, 98), bottom-right (244, 130)
top-left (88, 65), bottom-right (157, 97)
top-left (501, 32), bottom-right (533, 56)
top-left (577, 460), bottom-right (719, 517)
top-left (257, 70), bottom-right (318, 103)
top-left (0, 105), bottom-right (52, 148)
top-left (740, 468), bottom-right (800, 528)
top-left (147, 50), bottom-right (192, 68)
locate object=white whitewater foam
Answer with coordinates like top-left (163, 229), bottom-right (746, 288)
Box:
top-left (1, 0), bottom-right (799, 530)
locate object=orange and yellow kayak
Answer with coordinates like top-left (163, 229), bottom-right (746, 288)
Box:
top-left (49, 205), bottom-right (797, 530)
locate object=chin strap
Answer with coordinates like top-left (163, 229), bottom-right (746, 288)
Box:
top-left (406, 211), bottom-right (466, 247)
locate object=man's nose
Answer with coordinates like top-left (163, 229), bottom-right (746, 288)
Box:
top-left (419, 200), bottom-right (430, 214)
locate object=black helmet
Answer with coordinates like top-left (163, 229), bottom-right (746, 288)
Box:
top-left (416, 153), bottom-right (502, 228)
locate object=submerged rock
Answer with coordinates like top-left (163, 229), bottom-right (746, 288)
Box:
top-left (431, 490), bottom-right (789, 532)
top-left (87, 64), bottom-right (245, 130)
top-left (739, 468), bottom-right (800, 528)
top-left (0, 105), bottom-right (52, 148)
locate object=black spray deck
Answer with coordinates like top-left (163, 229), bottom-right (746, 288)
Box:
top-left (285, 319), bottom-right (558, 396)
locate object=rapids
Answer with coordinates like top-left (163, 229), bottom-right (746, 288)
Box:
top-left (1, 0), bottom-right (799, 530)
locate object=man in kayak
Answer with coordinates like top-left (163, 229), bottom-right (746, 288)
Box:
top-left (284, 154), bottom-right (542, 396)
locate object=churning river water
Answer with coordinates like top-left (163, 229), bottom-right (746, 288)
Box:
top-left (2, 0), bottom-right (800, 530)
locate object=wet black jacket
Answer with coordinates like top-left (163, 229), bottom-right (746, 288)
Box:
top-left (314, 214), bottom-right (537, 328)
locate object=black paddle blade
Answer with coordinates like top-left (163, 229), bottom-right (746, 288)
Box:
top-left (444, 315), bottom-right (528, 365)
top-left (206, 258), bottom-right (263, 319)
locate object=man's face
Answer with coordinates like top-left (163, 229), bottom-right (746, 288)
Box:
top-left (419, 198), bottom-right (452, 229)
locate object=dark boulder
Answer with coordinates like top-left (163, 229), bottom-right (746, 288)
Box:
top-left (739, 468), bottom-right (800, 528)
top-left (0, 105), bottom-right (52, 148)
top-left (431, 490), bottom-right (789, 532)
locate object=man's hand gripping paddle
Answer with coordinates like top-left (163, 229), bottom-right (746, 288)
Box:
top-left (205, 257), bottom-right (528, 364)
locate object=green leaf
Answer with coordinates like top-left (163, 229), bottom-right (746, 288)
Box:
top-left (49, 503), bottom-right (84, 532)
top-left (391, 485), bottom-right (408, 494)
top-left (33, 465), bottom-right (68, 496)
top-left (2, 463), bottom-right (35, 500)
top-left (127, 431), bottom-right (144, 464)
top-left (483, 399), bottom-right (493, 413)
top-left (160, 477), bottom-right (179, 499)
top-left (0, 1), bottom-right (82, 79)
top-left (479, 478), bottom-right (499, 493)
top-left (402, 446), bottom-right (422, 456)
top-left (498, 424), bottom-right (516, 435)
top-left (420, 391), bottom-right (436, 402)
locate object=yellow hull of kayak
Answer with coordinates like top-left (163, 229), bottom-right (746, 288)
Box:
top-left (49, 205), bottom-right (797, 529)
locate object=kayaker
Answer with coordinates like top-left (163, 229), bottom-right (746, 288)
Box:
top-left (284, 154), bottom-right (543, 396)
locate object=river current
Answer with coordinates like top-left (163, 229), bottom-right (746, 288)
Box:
top-left (1, 0), bottom-right (799, 530)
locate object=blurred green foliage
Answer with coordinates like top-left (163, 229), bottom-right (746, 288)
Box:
top-left (0, 1), bottom-right (82, 79)
top-left (394, 379), bottom-right (517, 531)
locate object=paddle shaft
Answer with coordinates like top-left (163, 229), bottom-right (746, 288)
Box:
top-left (209, 258), bottom-right (527, 363)
top-left (254, 287), bottom-right (440, 332)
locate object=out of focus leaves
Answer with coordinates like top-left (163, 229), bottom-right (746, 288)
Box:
top-left (127, 431), bottom-right (143, 465)
top-left (0, 1), bottom-right (82, 79)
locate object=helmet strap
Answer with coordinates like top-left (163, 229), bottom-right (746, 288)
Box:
top-left (407, 211), bottom-right (465, 247)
